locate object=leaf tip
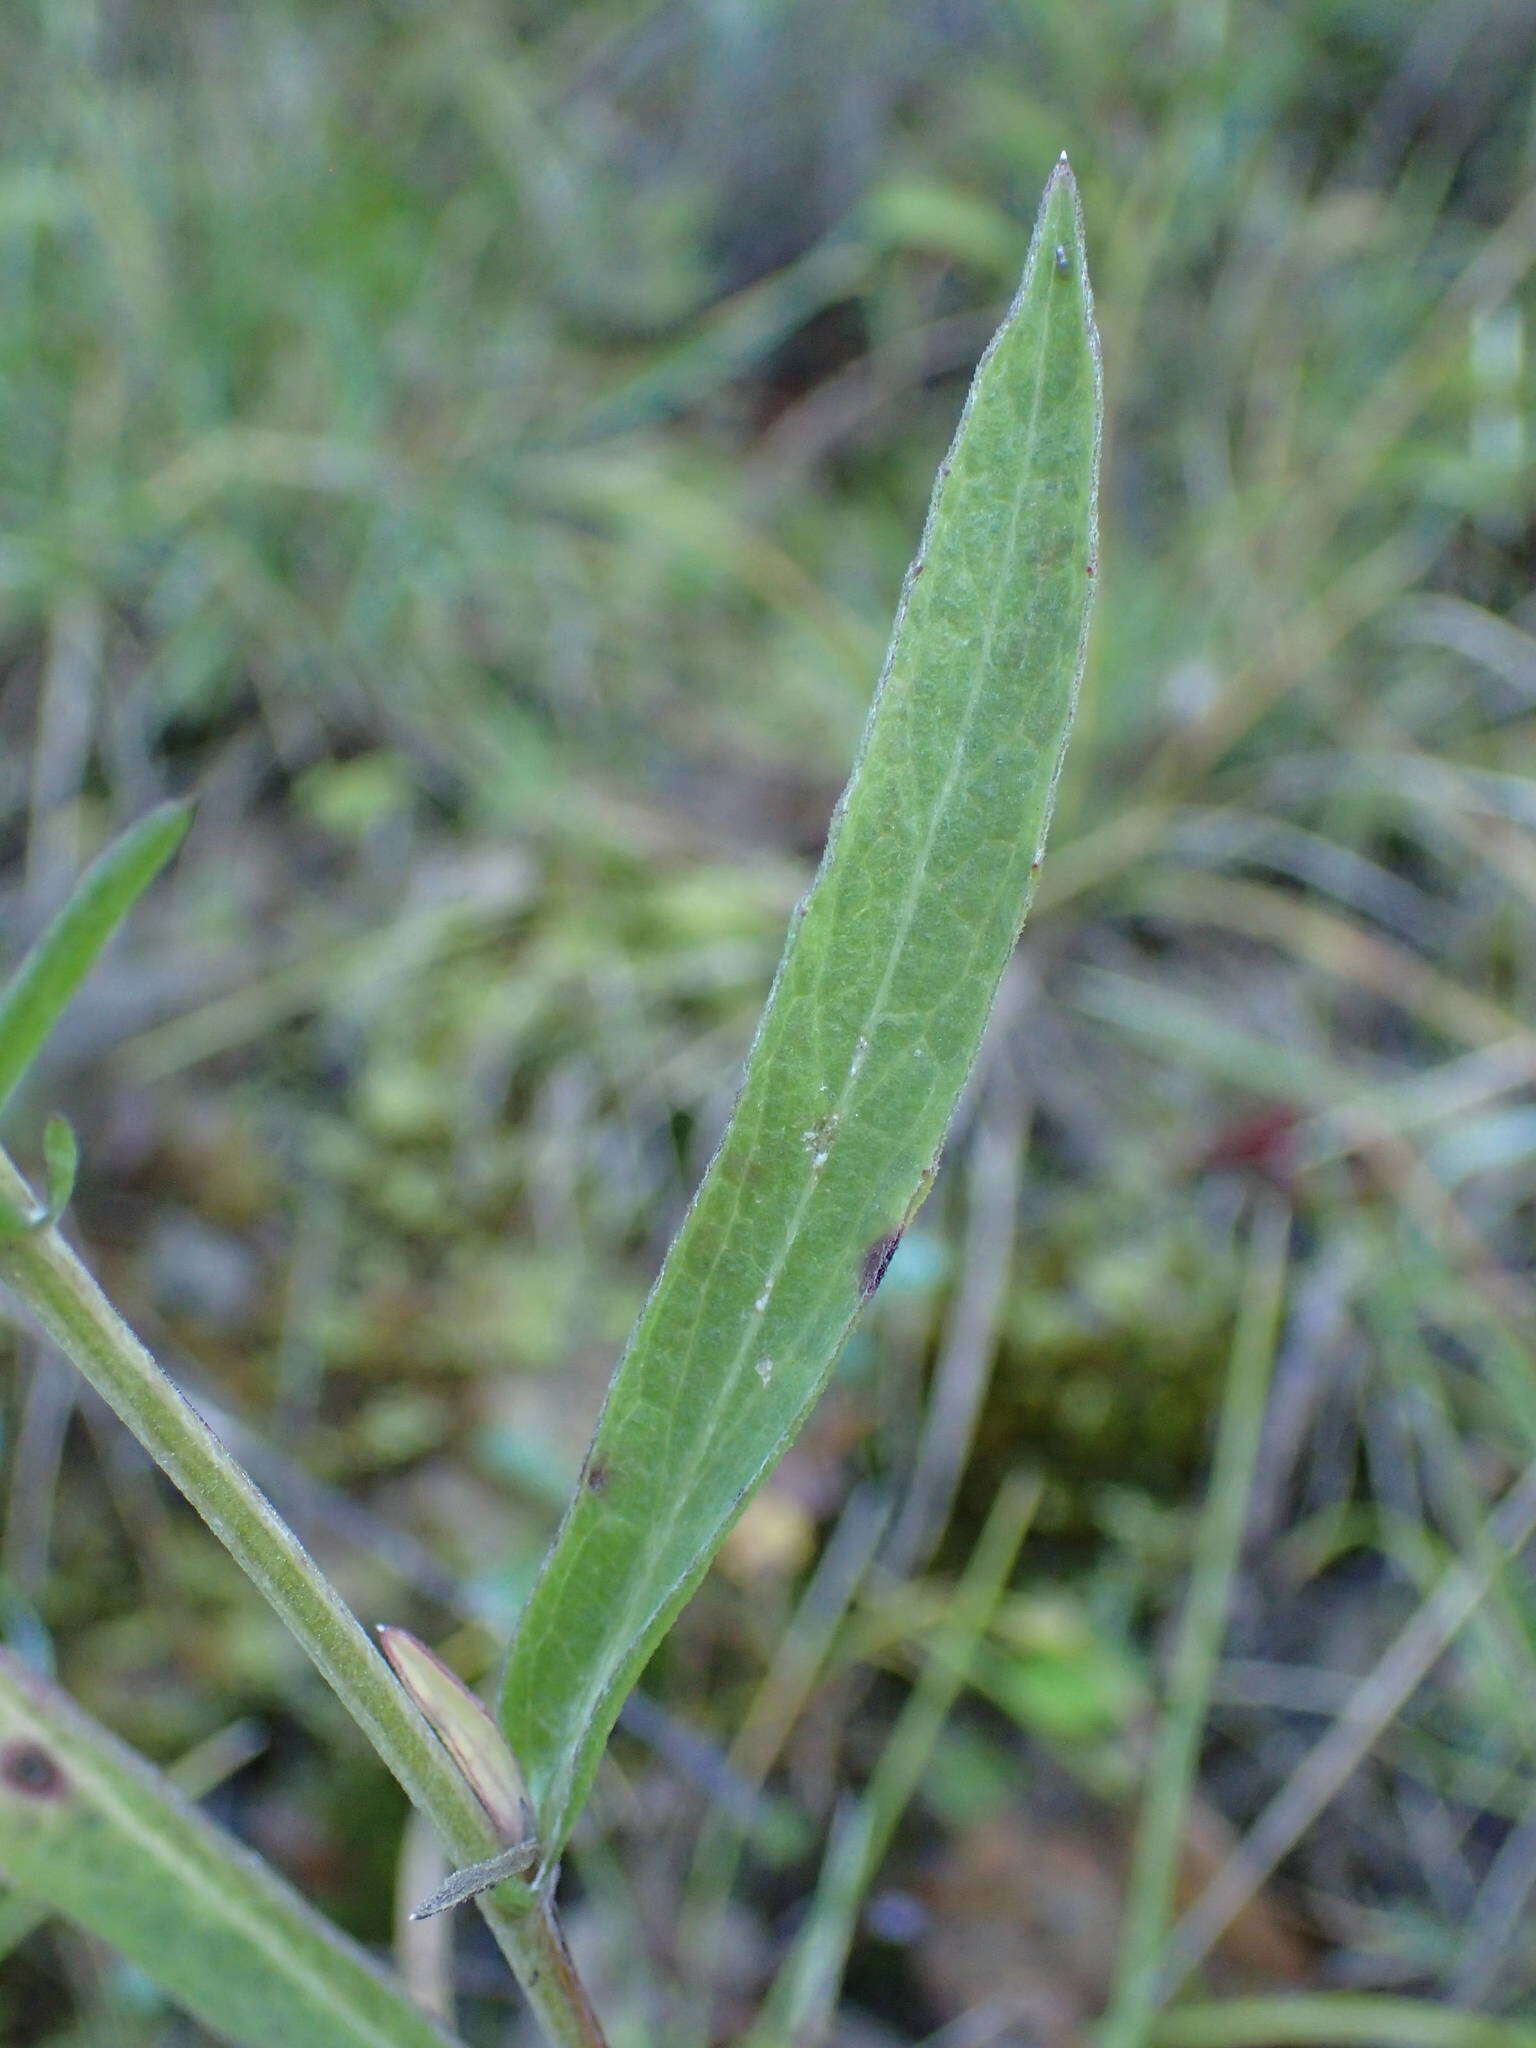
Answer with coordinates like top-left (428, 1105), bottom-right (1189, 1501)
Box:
top-left (154, 796), bottom-right (196, 837)
top-left (1036, 152), bottom-right (1087, 271)
top-left (130, 798), bottom-right (196, 869)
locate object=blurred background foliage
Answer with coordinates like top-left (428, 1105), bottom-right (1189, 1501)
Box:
top-left (6, 0), bottom-right (1536, 2042)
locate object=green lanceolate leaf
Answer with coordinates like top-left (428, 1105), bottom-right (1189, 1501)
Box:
top-left (500, 157), bottom-right (1102, 1864)
top-left (0, 801), bottom-right (191, 1121)
top-left (0, 1651), bottom-right (466, 2048)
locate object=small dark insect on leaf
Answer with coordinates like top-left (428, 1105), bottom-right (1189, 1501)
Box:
top-left (584, 1460), bottom-right (610, 1495)
top-left (859, 1232), bottom-right (903, 1302)
top-left (1054, 244), bottom-right (1070, 276)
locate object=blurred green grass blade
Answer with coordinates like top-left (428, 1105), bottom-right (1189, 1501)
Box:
top-left (1100, 1197), bottom-right (1290, 2048)
top-left (567, 236), bottom-right (872, 442)
top-left (677, 1486), bottom-right (890, 2045)
top-left (0, 1651), bottom-right (466, 2048)
top-left (744, 1473), bottom-right (1039, 2048)
top-left (0, 1717), bottom-right (267, 1965)
top-left (0, 802), bottom-right (190, 1119)
top-left (501, 159), bottom-right (1101, 1861)
top-left (1151, 1993), bottom-right (1536, 2048)
top-left (1073, 967), bottom-right (1348, 1109)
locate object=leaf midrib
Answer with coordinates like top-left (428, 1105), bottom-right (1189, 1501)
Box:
top-left (544, 243), bottom-right (1068, 1827)
top-left (10, 1695), bottom-right (453, 2048)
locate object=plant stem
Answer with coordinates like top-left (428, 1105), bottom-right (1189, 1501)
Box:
top-left (0, 1145), bottom-right (605, 2048)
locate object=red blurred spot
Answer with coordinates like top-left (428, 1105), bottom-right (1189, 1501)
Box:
top-left (1198, 1107), bottom-right (1300, 1191)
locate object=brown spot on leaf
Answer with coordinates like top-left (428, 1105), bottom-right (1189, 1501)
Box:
top-left (859, 1232), bottom-right (903, 1301)
top-left (584, 1459), bottom-right (611, 1496)
top-left (2, 1743), bottom-right (66, 1799)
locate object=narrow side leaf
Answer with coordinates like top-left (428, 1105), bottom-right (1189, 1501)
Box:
top-left (41, 1115), bottom-right (78, 1222)
top-left (0, 801), bottom-right (191, 1118)
top-left (0, 1651), bottom-right (465, 2048)
top-left (378, 1627), bottom-right (531, 1842)
top-left (0, 1117), bottom-right (76, 1241)
top-left (501, 159), bottom-right (1101, 1861)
